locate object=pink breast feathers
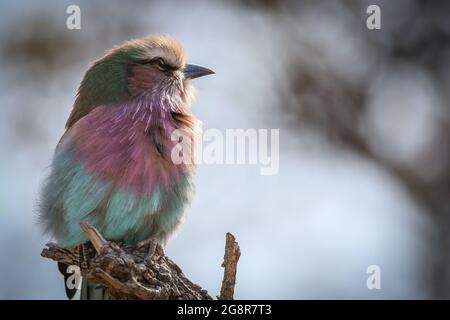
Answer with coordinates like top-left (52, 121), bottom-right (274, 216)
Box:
top-left (69, 105), bottom-right (184, 196)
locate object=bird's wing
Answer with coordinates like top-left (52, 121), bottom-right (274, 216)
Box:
top-left (65, 58), bottom-right (130, 129)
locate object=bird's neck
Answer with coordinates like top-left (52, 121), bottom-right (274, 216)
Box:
top-left (112, 92), bottom-right (181, 133)
top-left (111, 92), bottom-right (199, 160)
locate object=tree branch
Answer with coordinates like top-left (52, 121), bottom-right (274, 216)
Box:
top-left (41, 223), bottom-right (241, 300)
top-left (219, 232), bottom-right (241, 300)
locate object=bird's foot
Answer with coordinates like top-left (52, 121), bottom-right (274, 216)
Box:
top-left (136, 237), bottom-right (163, 263)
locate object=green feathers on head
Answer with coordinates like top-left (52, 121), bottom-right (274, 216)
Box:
top-left (66, 46), bottom-right (148, 129)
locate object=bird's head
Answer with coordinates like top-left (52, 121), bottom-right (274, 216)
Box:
top-left (68, 35), bottom-right (213, 128)
top-left (120, 35), bottom-right (214, 97)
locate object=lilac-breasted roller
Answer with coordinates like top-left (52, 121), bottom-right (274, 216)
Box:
top-left (39, 35), bottom-right (214, 299)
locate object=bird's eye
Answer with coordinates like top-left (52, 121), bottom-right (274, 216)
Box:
top-left (139, 57), bottom-right (173, 72)
top-left (153, 58), bottom-right (167, 71)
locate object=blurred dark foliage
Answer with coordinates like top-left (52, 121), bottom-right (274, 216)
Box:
top-left (1, 17), bottom-right (83, 76)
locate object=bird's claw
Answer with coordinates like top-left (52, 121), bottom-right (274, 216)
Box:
top-left (136, 237), bottom-right (161, 263)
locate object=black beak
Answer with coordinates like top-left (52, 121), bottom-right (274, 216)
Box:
top-left (183, 64), bottom-right (214, 80)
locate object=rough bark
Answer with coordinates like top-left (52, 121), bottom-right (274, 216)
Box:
top-left (219, 233), bottom-right (241, 300)
top-left (41, 223), bottom-right (240, 300)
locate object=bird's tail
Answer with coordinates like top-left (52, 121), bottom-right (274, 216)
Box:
top-left (80, 278), bottom-right (106, 300)
top-left (57, 262), bottom-right (78, 300)
top-left (57, 262), bottom-right (105, 300)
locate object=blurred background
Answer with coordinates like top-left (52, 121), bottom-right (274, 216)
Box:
top-left (0, 0), bottom-right (449, 299)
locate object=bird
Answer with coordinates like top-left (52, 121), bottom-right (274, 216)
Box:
top-left (39, 35), bottom-right (214, 299)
